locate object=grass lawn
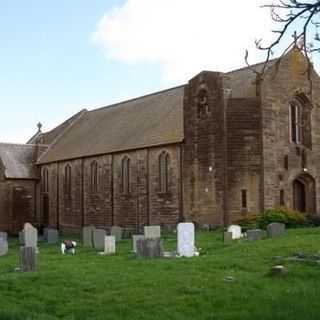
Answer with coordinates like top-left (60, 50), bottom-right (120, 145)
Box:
top-left (1, 228), bottom-right (320, 320)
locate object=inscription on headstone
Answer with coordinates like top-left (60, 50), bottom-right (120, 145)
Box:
top-left (93, 229), bottom-right (106, 250)
top-left (23, 223), bottom-right (38, 248)
top-left (82, 226), bottom-right (95, 247)
top-left (20, 247), bottom-right (36, 272)
top-left (247, 229), bottom-right (263, 241)
top-left (267, 223), bottom-right (286, 238)
top-left (104, 236), bottom-right (116, 255)
top-left (144, 226), bottom-right (161, 239)
top-left (132, 235), bottom-right (145, 253)
top-left (136, 238), bottom-right (163, 258)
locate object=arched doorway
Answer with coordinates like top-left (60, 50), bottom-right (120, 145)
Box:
top-left (292, 174), bottom-right (316, 214)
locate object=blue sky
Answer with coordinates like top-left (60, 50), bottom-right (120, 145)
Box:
top-left (0, 1), bottom-right (318, 142)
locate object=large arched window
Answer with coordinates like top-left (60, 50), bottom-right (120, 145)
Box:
top-left (159, 151), bottom-right (170, 193)
top-left (42, 167), bottom-right (49, 193)
top-left (289, 94), bottom-right (312, 148)
top-left (64, 164), bottom-right (72, 198)
top-left (90, 161), bottom-right (98, 193)
top-left (121, 156), bottom-right (130, 194)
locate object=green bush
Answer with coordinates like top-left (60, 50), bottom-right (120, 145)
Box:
top-left (258, 207), bottom-right (307, 229)
top-left (237, 214), bottom-right (259, 231)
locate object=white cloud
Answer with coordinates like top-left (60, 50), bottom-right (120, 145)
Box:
top-left (93, 0), bottom-right (276, 83)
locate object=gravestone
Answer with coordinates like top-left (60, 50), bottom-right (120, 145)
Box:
top-left (110, 226), bottom-right (123, 242)
top-left (227, 225), bottom-right (242, 239)
top-left (0, 238), bottom-right (8, 256)
top-left (43, 228), bottom-right (49, 241)
top-left (82, 225), bottom-right (95, 247)
top-left (144, 226), bottom-right (161, 239)
top-left (0, 232), bottom-right (7, 241)
top-left (47, 229), bottom-right (59, 244)
top-left (247, 229), bottom-right (263, 241)
top-left (177, 222), bottom-right (195, 257)
top-left (132, 235), bottom-right (145, 253)
top-left (93, 229), bottom-right (106, 250)
top-left (223, 231), bottom-right (233, 243)
top-left (267, 223), bottom-right (286, 238)
top-left (23, 223), bottom-right (38, 248)
top-left (104, 236), bottom-right (116, 255)
top-left (136, 238), bottom-right (163, 258)
top-left (19, 231), bottom-right (25, 245)
top-left (20, 247), bottom-right (36, 272)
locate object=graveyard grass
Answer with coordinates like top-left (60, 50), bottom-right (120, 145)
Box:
top-left (1, 229), bottom-right (320, 320)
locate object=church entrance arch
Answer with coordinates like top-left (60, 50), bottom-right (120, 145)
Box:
top-left (292, 173), bottom-right (316, 214)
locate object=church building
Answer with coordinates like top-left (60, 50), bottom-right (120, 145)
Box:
top-left (1, 48), bottom-right (319, 233)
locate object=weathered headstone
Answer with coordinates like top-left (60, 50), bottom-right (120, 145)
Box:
top-left (47, 229), bottom-right (59, 244)
top-left (223, 231), bottom-right (233, 243)
top-left (267, 223), bottom-right (286, 238)
top-left (23, 223), bottom-right (38, 248)
top-left (0, 232), bottom-right (8, 241)
top-left (93, 229), bottom-right (106, 250)
top-left (43, 228), bottom-right (49, 241)
top-left (20, 247), bottom-right (36, 272)
top-left (144, 226), bottom-right (161, 239)
top-left (82, 225), bottom-right (95, 247)
top-left (177, 222), bottom-right (195, 257)
top-left (19, 231), bottom-right (25, 245)
top-left (104, 236), bottom-right (116, 255)
top-left (110, 226), bottom-right (123, 242)
top-left (0, 238), bottom-right (8, 256)
top-left (136, 238), bottom-right (163, 258)
top-left (247, 229), bottom-right (263, 241)
top-left (227, 225), bottom-right (242, 239)
top-left (132, 235), bottom-right (145, 253)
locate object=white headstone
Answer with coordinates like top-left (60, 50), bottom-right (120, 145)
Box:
top-left (132, 235), bottom-right (145, 253)
top-left (177, 223), bottom-right (195, 257)
top-left (104, 236), bottom-right (116, 255)
top-left (0, 238), bottom-right (8, 256)
top-left (23, 223), bottom-right (38, 248)
top-left (144, 226), bottom-right (161, 239)
top-left (227, 225), bottom-right (242, 239)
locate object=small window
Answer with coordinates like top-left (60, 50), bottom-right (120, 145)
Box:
top-left (241, 189), bottom-right (247, 209)
top-left (159, 151), bottom-right (170, 193)
top-left (280, 190), bottom-right (285, 206)
top-left (90, 161), bottom-right (98, 193)
top-left (284, 155), bottom-right (289, 170)
top-left (64, 164), bottom-right (72, 198)
top-left (197, 89), bottom-right (209, 119)
top-left (42, 168), bottom-right (49, 193)
top-left (121, 156), bottom-right (130, 194)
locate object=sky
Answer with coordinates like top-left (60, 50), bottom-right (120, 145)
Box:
top-left (0, 0), bottom-right (318, 143)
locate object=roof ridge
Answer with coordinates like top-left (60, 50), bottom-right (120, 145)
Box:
top-left (0, 142), bottom-right (48, 147)
top-left (88, 84), bottom-right (186, 113)
top-left (37, 109), bottom-right (88, 163)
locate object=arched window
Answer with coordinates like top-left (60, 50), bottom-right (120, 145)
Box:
top-left (42, 168), bottom-right (49, 193)
top-left (64, 164), bottom-right (72, 197)
top-left (289, 94), bottom-right (312, 148)
top-left (121, 156), bottom-right (130, 194)
top-left (159, 151), bottom-right (170, 193)
top-left (90, 161), bottom-right (98, 193)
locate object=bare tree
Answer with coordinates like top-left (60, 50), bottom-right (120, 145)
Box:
top-left (246, 0), bottom-right (320, 79)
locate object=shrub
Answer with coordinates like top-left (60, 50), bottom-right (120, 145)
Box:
top-left (236, 214), bottom-right (259, 232)
top-left (258, 207), bottom-right (307, 229)
top-left (306, 214), bottom-right (320, 227)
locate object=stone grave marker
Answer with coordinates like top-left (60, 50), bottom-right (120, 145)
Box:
top-left (43, 228), bottom-right (49, 241)
top-left (247, 229), bottom-right (263, 241)
top-left (93, 229), bottom-right (106, 250)
top-left (111, 226), bottom-right (123, 242)
top-left (267, 223), bottom-right (286, 238)
top-left (223, 231), bottom-right (233, 243)
top-left (104, 236), bottom-right (116, 255)
top-left (0, 238), bottom-right (8, 256)
top-left (47, 229), bottom-right (59, 244)
top-left (177, 222), bottom-right (195, 257)
top-left (23, 223), bottom-right (38, 248)
top-left (0, 232), bottom-right (7, 241)
top-left (82, 225), bottom-right (95, 247)
top-left (132, 235), bottom-right (145, 253)
top-left (136, 238), bottom-right (163, 258)
top-left (20, 247), bottom-right (36, 272)
top-left (227, 225), bottom-right (242, 239)
top-left (144, 226), bottom-right (161, 239)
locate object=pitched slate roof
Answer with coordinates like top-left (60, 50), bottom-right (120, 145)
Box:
top-left (38, 85), bottom-right (185, 164)
top-left (0, 143), bottom-right (44, 179)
